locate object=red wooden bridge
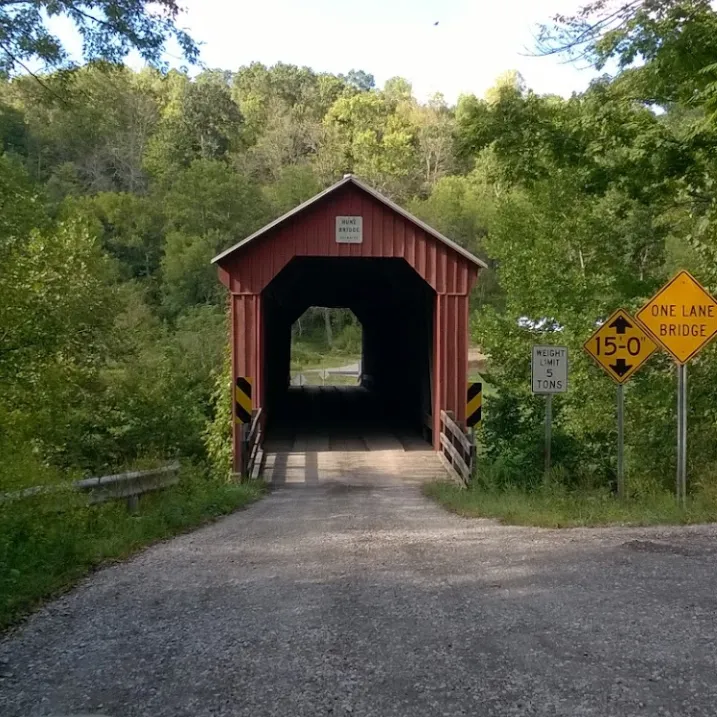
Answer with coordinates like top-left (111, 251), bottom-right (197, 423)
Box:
top-left (213, 175), bottom-right (484, 484)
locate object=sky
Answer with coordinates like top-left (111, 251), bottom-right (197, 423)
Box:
top-left (51, 0), bottom-right (600, 102)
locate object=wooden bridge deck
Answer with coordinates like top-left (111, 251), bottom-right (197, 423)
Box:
top-left (262, 386), bottom-right (445, 486)
top-left (263, 449), bottom-right (446, 487)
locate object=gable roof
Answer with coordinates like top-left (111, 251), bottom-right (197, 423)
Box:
top-left (211, 174), bottom-right (487, 268)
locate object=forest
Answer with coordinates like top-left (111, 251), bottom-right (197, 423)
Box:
top-left (2, 0), bottom-right (717, 496)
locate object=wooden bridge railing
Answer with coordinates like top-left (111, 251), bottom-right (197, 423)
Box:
top-left (240, 408), bottom-right (264, 480)
top-left (439, 410), bottom-right (476, 487)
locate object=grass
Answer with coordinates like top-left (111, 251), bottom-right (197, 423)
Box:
top-left (290, 352), bottom-right (360, 372)
top-left (424, 481), bottom-right (717, 528)
top-left (0, 467), bottom-right (264, 631)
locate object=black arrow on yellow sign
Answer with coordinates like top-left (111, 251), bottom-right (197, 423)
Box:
top-left (610, 358), bottom-right (632, 377)
top-left (609, 315), bottom-right (632, 334)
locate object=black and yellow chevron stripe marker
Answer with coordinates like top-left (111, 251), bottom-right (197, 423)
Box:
top-left (466, 382), bottom-right (482, 428)
top-left (235, 377), bottom-right (253, 424)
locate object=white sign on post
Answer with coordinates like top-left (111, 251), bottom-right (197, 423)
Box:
top-left (532, 346), bottom-right (568, 394)
top-left (336, 216), bottom-right (363, 244)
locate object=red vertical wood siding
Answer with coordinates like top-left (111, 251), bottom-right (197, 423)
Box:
top-left (231, 293), bottom-right (263, 471)
top-left (219, 182), bottom-right (480, 454)
top-left (220, 185), bottom-right (476, 297)
top-left (431, 294), bottom-right (470, 448)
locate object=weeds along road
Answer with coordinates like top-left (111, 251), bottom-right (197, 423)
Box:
top-left (2, 477), bottom-right (717, 716)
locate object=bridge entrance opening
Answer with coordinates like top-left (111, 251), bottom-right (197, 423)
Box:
top-left (290, 308), bottom-right (362, 388)
top-left (263, 257), bottom-right (434, 452)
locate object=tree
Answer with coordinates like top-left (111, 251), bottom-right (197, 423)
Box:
top-left (344, 69), bottom-right (375, 92)
top-left (0, 99), bottom-right (27, 154)
top-left (160, 159), bottom-right (270, 314)
top-left (484, 70), bottom-right (526, 105)
top-left (323, 89), bottom-right (420, 197)
top-left (0, 154), bottom-right (117, 467)
top-left (263, 164), bottom-right (322, 215)
top-left (384, 77), bottom-right (413, 105)
top-left (6, 64), bottom-right (160, 193)
top-left (456, 75), bottom-right (688, 203)
top-left (441, 3), bottom-right (717, 488)
top-left (0, 1), bottom-right (197, 76)
top-left (536, 0), bottom-right (717, 292)
top-left (239, 100), bottom-right (322, 181)
top-left (537, 1), bottom-right (717, 115)
top-left (71, 191), bottom-right (166, 282)
top-left (411, 93), bottom-right (456, 190)
top-left (408, 161), bottom-right (502, 305)
top-left (146, 71), bottom-right (243, 176)
top-left (230, 63), bottom-right (348, 181)
top-left (232, 63), bottom-right (342, 145)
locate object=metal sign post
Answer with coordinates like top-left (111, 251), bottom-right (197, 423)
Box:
top-left (545, 394), bottom-right (553, 474)
top-left (616, 384), bottom-right (625, 499)
top-left (584, 308), bottom-right (657, 498)
top-left (677, 364), bottom-right (687, 507)
top-left (637, 270), bottom-right (717, 504)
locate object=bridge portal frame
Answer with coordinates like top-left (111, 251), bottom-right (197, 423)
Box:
top-left (213, 175), bottom-right (484, 473)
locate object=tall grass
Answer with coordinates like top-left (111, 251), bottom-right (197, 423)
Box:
top-left (0, 467), bottom-right (263, 630)
top-left (424, 480), bottom-right (717, 528)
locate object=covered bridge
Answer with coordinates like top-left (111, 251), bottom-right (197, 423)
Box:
top-left (213, 174), bottom-right (484, 475)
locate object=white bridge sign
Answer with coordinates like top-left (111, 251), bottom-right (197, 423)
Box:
top-left (532, 345), bottom-right (568, 394)
top-left (336, 216), bottom-right (363, 243)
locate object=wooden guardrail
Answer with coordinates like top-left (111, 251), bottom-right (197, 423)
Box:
top-left (240, 408), bottom-right (264, 480)
top-left (1, 463), bottom-right (181, 512)
top-left (439, 410), bottom-right (476, 487)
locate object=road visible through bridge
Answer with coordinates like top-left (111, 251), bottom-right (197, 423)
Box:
top-left (2, 477), bottom-right (717, 716)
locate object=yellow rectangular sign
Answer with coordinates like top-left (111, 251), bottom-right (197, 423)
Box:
top-left (235, 377), bottom-right (253, 424)
top-left (636, 271), bottom-right (717, 364)
top-left (583, 308), bottom-right (657, 384)
top-left (467, 382), bottom-right (482, 428)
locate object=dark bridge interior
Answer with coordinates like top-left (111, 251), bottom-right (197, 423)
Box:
top-left (262, 257), bottom-right (434, 451)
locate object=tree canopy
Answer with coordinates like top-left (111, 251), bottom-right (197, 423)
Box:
top-left (0, 1), bottom-right (198, 76)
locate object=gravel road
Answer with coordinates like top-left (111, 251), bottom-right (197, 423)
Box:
top-left (2, 477), bottom-right (717, 717)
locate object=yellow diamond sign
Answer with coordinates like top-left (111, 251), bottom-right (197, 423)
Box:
top-left (584, 308), bottom-right (658, 384)
top-left (636, 271), bottom-right (717, 364)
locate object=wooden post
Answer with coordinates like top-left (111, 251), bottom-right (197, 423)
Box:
top-left (238, 424), bottom-right (248, 481)
top-left (469, 426), bottom-right (477, 482)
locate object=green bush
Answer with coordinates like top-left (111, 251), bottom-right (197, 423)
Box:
top-left (204, 350), bottom-right (233, 479)
top-left (477, 387), bottom-right (597, 491)
top-left (0, 466), bottom-right (263, 630)
top-left (333, 322), bottom-right (362, 354)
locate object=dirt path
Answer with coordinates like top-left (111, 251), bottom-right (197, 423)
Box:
top-left (2, 478), bottom-right (717, 716)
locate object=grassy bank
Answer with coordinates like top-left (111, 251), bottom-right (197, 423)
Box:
top-left (290, 351), bottom-right (360, 372)
top-left (424, 481), bottom-right (717, 528)
top-left (0, 468), bottom-right (264, 630)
